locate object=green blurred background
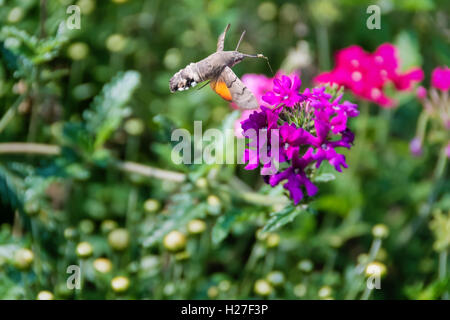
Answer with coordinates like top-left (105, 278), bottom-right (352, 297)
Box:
top-left (0, 0), bottom-right (448, 300)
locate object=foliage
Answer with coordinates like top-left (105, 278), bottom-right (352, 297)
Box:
top-left (0, 0), bottom-right (448, 300)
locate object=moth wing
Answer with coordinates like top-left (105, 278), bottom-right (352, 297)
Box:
top-left (219, 67), bottom-right (259, 110)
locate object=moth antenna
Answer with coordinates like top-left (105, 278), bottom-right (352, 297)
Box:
top-left (217, 24), bottom-right (231, 51)
top-left (235, 30), bottom-right (246, 51)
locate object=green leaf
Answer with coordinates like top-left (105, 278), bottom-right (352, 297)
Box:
top-left (262, 204), bottom-right (306, 233)
top-left (313, 173), bottom-right (336, 183)
top-left (83, 71), bottom-right (141, 149)
top-left (211, 209), bottom-right (241, 245)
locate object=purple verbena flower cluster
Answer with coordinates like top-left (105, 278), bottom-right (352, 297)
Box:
top-left (240, 75), bottom-right (359, 205)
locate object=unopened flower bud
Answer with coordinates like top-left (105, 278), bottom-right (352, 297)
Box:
top-left (13, 248), bottom-right (34, 270)
top-left (36, 290), bottom-right (54, 300)
top-left (254, 279), bottom-right (273, 296)
top-left (163, 230), bottom-right (186, 252)
top-left (108, 228), bottom-right (130, 251)
top-left (365, 261), bottom-right (387, 278)
top-left (144, 199), bottom-right (160, 213)
top-left (93, 258), bottom-right (113, 274)
top-left (111, 276), bottom-right (130, 293)
top-left (266, 271), bottom-right (285, 286)
top-left (372, 224), bottom-right (389, 239)
top-left (76, 242), bottom-right (93, 258)
top-left (187, 219), bottom-right (207, 235)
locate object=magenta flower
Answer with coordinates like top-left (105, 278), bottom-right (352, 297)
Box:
top-left (416, 86), bottom-right (427, 100)
top-left (315, 43), bottom-right (424, 107)
top-left (240, 75), bottom-right (359, 205)
top-left (431, 66), bottom-right (450, 91)
top-left (233, 71), bottom-right (299, 137)
top-left (409, 137), bottom-right (423, 157)
top-left (262, 75), bottom-right (305, 107)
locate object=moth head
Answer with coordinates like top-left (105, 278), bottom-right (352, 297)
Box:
top-left (227, 51), bottom-right (246, 67)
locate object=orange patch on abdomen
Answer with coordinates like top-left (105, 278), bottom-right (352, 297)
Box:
top-left (211, 81), bottom-right (232, 101)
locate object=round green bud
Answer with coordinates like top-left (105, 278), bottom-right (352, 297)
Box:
top-left (76, 242), bottom-right (93, 259)
top-left (124, 118), bottom-right (144, 136)
top-left (163, 230), bottom-right (186, 252)
top-left (297, 259), bottom-right (313, 273)
top-left (93, 258), bottom-right (113, 274)
top-left (207, 286), bottom-right (219, 298)
top-left (266, 233), bottom-right (280, 248)
top-left (195, 178), bottom-right (208, 189)
top-left (218, 280), bottom-right (231, 292)
top-left (106, 34), bottom-right (127, 52)
top-left (266, 271), bottom-right (285, 286)
top-left (100, 219), bottom-right (118, 234)
top-left (64, 227), bottom-right (78, 241)
top-left (111, 276), bottom-right (130, 293)
top-left (318, 286), bottom-right (333, 299)
top-left (365, 261), bottom-right (387, 278)
top-left (144, 199), bottom-right (160, 213)
top-left (254, 279), bottom-right (273, 296)
top-left (372, 224), bottom-right (389, 239)
top-left (36, 290), bottom-right (54, 300)
top-left (13, 248), bottom-right (34, 271)
top-left (293, 283), bottom-right (307, 298)
top-left (79, 219), bottom-right (95, 235)
top-left (108, 228), bottom-right (130, 251)
top-left (187, 219), bottom-right (207, 235)
top-left (67, 42), bottom-right (90, 61)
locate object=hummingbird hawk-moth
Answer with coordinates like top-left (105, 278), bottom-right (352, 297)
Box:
top-left (169, 24), bottom-right (268, 110)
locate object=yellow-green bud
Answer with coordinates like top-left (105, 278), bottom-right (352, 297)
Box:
top-left (100, 220), bottom-right (118, 234)
top-left (187, 219), bottom-right (207, 235)
top-left (13, 248), bottom-right (34, 271)
top-left (297, 259), bottom-right (313, 273)
top-left (36, 290), bottom-right (54, 300)
top-left (144, 199), bottom-right (160, 213)
top-left (93, 258), bottom-right (113, 273)
top-left (163, 230), bottom-right (186, 252)
top-left (124, 118), bottom-right (144, 136)
top-left (106, 34), bottom-right (127, 52)
top-left (293, 283), bottom-right (307, 298)
top-left (266, 233), bottom-right (280, 248)
top-left (76, 242), bottom-right (93, 258)
top-left (254, 279), bottom-right (273, 296)
top-left (67, 42), bottom-right (90, 61)
top-left (266, 271), bottom-right (285, 286)
top-left (318, 286), bottom-right (333, 299)
top-left (365, 261), bottom-right (387, 278)
top-left (111, 276), bottom-right (130, 293)
top-left (108, 228), bottom-right (130, 251)
top-left (207, 286), bottom-right (219, 298)
top-left (372, 224), bottom-right (389, 239)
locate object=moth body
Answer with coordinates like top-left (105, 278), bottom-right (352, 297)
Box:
top-left (169, 24), bottom-right (264, 110)
top-left (169, 51), bottom-right (245, 93)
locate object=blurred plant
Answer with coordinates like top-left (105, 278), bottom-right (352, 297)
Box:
top-left (315, 44), bottom-right (424, 107)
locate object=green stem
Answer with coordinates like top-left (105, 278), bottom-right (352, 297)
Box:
top-left (439, 250), bottom-right (448, 299)
top-left (398, 146), bottom-right (448, 247)
top-left (0, 96), bottom-right (25, 134)
top-left (316, 25), bottom-right (330, 71)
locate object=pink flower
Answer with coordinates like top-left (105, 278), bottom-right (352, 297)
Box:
top-left (315, 43), bottom-right (424, 107)
top-left (416, 86), bottom-right (427, 99)
top-left (431, 66), bottom-right (450, 91)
